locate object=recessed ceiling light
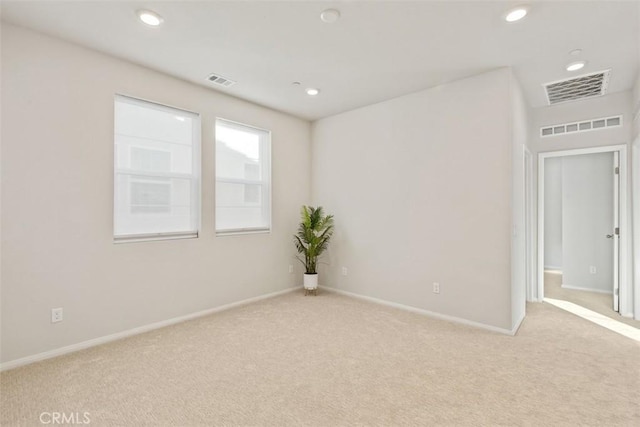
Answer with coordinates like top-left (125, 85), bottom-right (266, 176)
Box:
top-left (505, 6), bottom-right (528, 22)
top-left (292, 81), bottom-right (301, 86)
top-left (306, 88), bottom-right (320, 96)
top-left (320, 9), bottom-right (341, 23)
top-left (566, 61), bottom-right (587, 72)
top-left (569, 49), bottom-right (583, 56)
top-left (137, 10), bottom-right (163, 27)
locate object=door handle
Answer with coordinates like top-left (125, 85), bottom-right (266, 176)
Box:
top-left (606, 234), bottom-right (614, 239)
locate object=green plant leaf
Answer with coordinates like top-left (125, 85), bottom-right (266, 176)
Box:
top-left (293, 205), bottom-right (334, 275)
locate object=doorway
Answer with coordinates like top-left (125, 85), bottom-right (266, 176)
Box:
top-left (537, 145), bottom-right (629, 319)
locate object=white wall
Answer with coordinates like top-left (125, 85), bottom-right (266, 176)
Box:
top-left (561, 153), bottom-right (614, 293)
top-left (544, 158), bottom-right (563, 270)
top-left (531, 92), bottom-right (632, 154)
top-left (0, 24), bottom-right (311, 364)
top-left (312, 68), bottom-right (517, 331)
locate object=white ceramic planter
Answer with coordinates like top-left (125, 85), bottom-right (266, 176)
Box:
top-left (303, 273), bottom-right (318, 290)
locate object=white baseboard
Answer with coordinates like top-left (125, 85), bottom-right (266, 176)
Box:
top-left (561, 284), bottom-right (612, 294)
top-left (0, 286), bottom-right (299, 372)
top-left (511, 310), bottom-right (526, 335)
top-left (321, 287), bottom-right (521, 336)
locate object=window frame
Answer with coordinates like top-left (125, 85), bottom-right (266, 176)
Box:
top-left (215, 118), bottom-right (272, 236)
top-left (113, 94), bottom-right (201, 243)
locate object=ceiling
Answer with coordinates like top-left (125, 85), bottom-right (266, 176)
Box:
top-left (1, 1), bottom-right (639, 121)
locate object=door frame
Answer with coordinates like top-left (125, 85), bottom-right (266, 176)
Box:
top-left (633, 139), bottom-right (640, 320)
top-left (536, 144), bottom-right (629, 314)
top-left (524, 148), bottom-right (535, 302)
top-left (613, 151), bottom-right (620, 312)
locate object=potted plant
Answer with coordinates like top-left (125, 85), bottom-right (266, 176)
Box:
top-left (294, 205), bottom-right (334, 295)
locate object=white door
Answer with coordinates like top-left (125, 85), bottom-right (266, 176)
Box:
top-left (612, 152), bottom-right (620, 312)
top-left (560, 153), bottom-right (615, 299)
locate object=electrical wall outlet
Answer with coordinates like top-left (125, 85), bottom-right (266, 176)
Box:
top-left (589, 266), bottom-right (597, 274)
top-left (433, 282), bottom-right (440, 294)
top-left (288, 265), bottom-right (294, 274)
top-left (341, 267), bottom-right (348, 276)
top-left (51, 307), bottom-right (63, 323)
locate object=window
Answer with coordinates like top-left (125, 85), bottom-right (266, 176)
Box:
top-left (130, 179), bottom-right (171, 214)
top-left (215, 119), bottom-right (271, 234)
top-left (114, 95), bottom-right (200, 242)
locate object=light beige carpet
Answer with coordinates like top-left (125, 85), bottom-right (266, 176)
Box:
top-left (544, 271), bottom-right (640, 329)
top-left (1, 290), bottom-right (639, 426)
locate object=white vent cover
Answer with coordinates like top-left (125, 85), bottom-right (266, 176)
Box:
top-left (207, 73), bottom-right (236, 87)
top-left (543, 70), bottom-right (610, 105)
top-left (540, 115), bottom-right (622, 138)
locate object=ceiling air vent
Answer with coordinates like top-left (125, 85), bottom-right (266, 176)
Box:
top-left (543, 70), bottom-right (610, 105)
top-left (207, 73), bottom-right (236, 87)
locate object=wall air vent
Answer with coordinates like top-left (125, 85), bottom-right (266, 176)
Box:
top-left (207, 73), bottom-right (236, 87)
top-left (540, 115), bottom-right (622, 138)
top-left (543, 70), bottom-right (610, 105)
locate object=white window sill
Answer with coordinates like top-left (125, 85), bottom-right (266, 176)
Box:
top-left (114, 231), bottom-right (198, 244)
top-left (216, 228), bottom-right (271, 237)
